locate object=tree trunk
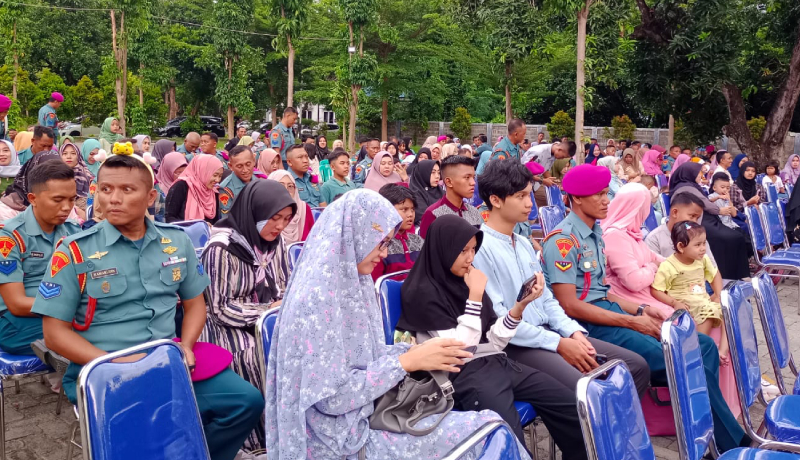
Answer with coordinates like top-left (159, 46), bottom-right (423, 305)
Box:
top-left (504, 62), bottom-right (513, 122)
top-left (721, 83), bottom-right (764, 163)
top-left (138, 63), bottom-right (144, 106)
top-left (287, 35), bottom-right (295, 107)
top-left (668, 114), bottom-right (674, 148)
top-left (167, 83), bottom-right (178, 119)
top-left (575, 2), bottom-right (590, 163)
top-left (12, 21), bottom-right (18, 100)
top-left (227, 105), bottom-right (235, 141)
top-left (381, 95), bottom-right (388, 141)
top-left (190, 100), bottom-right (200, 117)
top-left (110, 10), bottom-right (127, 135)
top-left (226, 58), bottom-right (234, 139)
top-left (348, 85), bottom-right (359, 154)
top-left (268, 82), bottom-right (277, 128)
top-left (760, 22), bottom-right (800, 162)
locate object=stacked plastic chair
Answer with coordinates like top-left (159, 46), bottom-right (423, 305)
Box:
top-left (172, 220), bottom-right (212, 257)
top-left (286, 241), bottom-right (304, 271)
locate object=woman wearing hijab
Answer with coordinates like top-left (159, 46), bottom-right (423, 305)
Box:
top-left (201, 180), bottom-right (295, 450)
top-left (670, 162), bottom-right (752, 279)
top-left (237, 136), bottom-right (255, 148)
top-left (132, 134), bottom-right (151, 153)
top-left (80, 139), bottom-right (102, 177)
top-left (264, 190), bottom-right (528, 460)
top-left (728, 154), bottom-right (748, 181)
top-left (670, 153), bottom-right (691, 175)
top-left (98, 117), bottom-right (123, 152)
top-left (782, 154), bottom-right (800, 186)
top-left (641, 149), bottom-right (663, 175)
top-left (0, 140), bottom-right (21, 194)
top-left (408, 159), bottom-right (443, 225)
top-left (59, 141), bottom-right (93, 218)
top-left (731, 161), bottom-right (767, 212)
top-left (597, 157), bottom-right (623, 201)
top-left (153, 152), bottom-right (188, 222)
top-left (601, 183), bottom-right (673, 319)
top-left (150, 139), bottom-right (177, 170)
top-left (267, 170), bottom-right (314, 243)
top-left (397, 215), bottom-right (586, 456)
top-left (363, 150), bottom-right (407, 192)
top-left (255, 148), bottom-right (281, 179)
top-left (584, 143), bottom-right (600, 165)
top-left (0, 151), bottom-right (63, 220)
top-left (223, 137), bottom-right (240, 154)
top-left (13, 131), bottom-right (32, 153)
top-left (165, 154), bottom-right (224, 224)
top-left (406, 146), bottom-right (430, 176)
top-left (785, 178), bottom-right (800, 242)
top-left (314, 135), bottom-right (330, 161)
top-left (549, 157), bottom-right (571, 184)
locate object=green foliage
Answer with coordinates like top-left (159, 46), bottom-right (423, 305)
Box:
top-left (180, 115), bottom-right (203, 134)
top-left (127, 105), bottom-right (150, 136)
top-left (69, 76), bottom-right (104, 126)
top-left (4, 96), bottom-right (26, 131)
top-left (450, 107), bottom-right (472, 141)
top-left (747, 116), bottom-right (767, 141)
top-left (610, 114), bottom-right (636, 140)
top-left (546, 110), bottom-right (575, 140)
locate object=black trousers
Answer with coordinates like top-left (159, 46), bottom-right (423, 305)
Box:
top-left (450, 354), bottom-right (588, 460)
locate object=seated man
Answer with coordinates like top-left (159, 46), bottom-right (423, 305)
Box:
top-left (540, 164), bottom-right (749, 453)
top-left (472, 159), bottom-right (649, 393)
top-left (32, 155), bottom-right (263, 460)
top-left (418, 155), bottom-right (483, 238)
top-left (286, 145), bottom-right (325, 208)
top-left (219, 145), bottom-right (257, 214)
top-left (178, 131), bottom-right (201, 162)
top-left (0, 161), bottom-right (81, 355)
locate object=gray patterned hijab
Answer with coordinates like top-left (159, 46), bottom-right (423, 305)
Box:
top-left (264, 189), bottom-right (402, 459)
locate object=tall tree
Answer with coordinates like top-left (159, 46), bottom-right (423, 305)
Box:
top-left (339, 0), bottom-right (377, 151)
top-left (270, 0), bottom-right (310, 107)
top-left (0, 2), bottom-right (31, 100)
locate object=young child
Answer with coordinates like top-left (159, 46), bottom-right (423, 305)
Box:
top-left (762, 160), bottom-right (786, 199)
top-left (707, 172), bottom-right (740, 230)
top-left (640, 175), bottom-right (662, 222)
top-left (651, 221), bottom-right (728, 364)
top-left (372, 183), bottom-right (423, 281)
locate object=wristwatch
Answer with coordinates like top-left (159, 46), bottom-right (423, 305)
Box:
top-left (636, 304), bottom-right (648, 316)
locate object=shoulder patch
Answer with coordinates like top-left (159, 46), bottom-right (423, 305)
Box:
top-left (38, 282), bottom-right (62, 299)
top-left (554, 261), bottom-right (573, 271)
top-left (89, 183), bottom-right (97, 195)
top-left (355, 165), bottom-right (363, 174)
top-left (480, 210), bottom-right (490, 222)
top-left (0, 236), bottom-right (16, 258)
top-left (555, 238), bottom-right (574, 258)
top-left (11, 230), bottom-right (25, 254)
top-left (50, 251), bottom-right (70, 277)
top-left (271, 131), bottom-right (280, 139)
top-left (0, 260), bottom-right (17, 275)
top-left (48, 113), bottom-right (56, 119)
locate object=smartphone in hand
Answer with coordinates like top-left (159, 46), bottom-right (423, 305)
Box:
top-left (516, 273), bottom-right (539, 302)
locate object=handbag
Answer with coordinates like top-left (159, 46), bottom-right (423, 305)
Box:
top-left (368, 369), bottom-right (455, 436)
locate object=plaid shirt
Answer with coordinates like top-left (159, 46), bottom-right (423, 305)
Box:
top-left (731, 183), bottom-right (767, 212)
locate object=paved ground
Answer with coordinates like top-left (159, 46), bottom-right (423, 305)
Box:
top-left (3, 281), bottom-right (796, 460)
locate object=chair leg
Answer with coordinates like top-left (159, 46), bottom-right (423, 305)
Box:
top-left (1, 380), bottom-right (6, 460)
top-left (528, 421), bottom-right (539, 460)
top-left (12, 381), bottom-right (18, 395)
top-left (65, 419), bottom-right (79, 460)
top-left (55, 386), bottom-right (65, 416)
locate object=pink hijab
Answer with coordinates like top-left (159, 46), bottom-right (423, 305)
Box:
top-left (177, 155), bottom-right (223, 220)
top-left (364, 151), bottom-right (402, 192)
top-left (670, 154), bottom-right (691, 174)
top-left (267, 170), bottom-right (307, 244)
top-left (601, 183), bottom-right (651, 241)
top-left (155, 152), bottom-right (188, 195)
top-left (642, 149), bottom-right (663, 175)
top-left (255, 148), bottom-right (280, 179)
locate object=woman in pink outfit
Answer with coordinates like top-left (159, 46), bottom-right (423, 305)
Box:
top-left (600, 183), bottom-right (673, 319)
top-left (601, 182), bottom-right (741, 416)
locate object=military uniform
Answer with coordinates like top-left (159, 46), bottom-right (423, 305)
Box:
top-left (17, 148), bottom-right (33, 166)
top-left (540, 166), bottom-right (746, 451)
top-left (31, 219), bottom-right (263, 460)
top-left (489, 137), bottom-right (520, 162)
top-left (37, 104), bottom-right (59, 142)
top-left (290, 169), bottom-right (323, 207)
top-left (177, 144), bottom-right (197, 163)
top-left (352, 156), bottom-right (373, 187)
top-left (0, 207), bottom-right (80, 354)
top-left (270, 122), bottom-right (295, 163)
top-left (218, 174), bottom-right (256, 215)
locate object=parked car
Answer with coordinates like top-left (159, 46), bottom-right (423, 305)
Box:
top-left (58, 117), bottom-right (100, 138)
top-left (300, 123), bottom-right (339, 137)
top-left (154, 116), bottom-right (225, 138)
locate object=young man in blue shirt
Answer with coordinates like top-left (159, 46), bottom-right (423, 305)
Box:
top-left (472, 159), bottom-right (649, 393)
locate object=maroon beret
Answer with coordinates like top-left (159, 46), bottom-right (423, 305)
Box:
top-left (562, 164), bottom-right (611, 196)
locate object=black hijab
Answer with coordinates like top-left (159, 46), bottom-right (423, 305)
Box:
top-left (735, 161), bottom-right (758, 200)
top-left (398, 215), bottom-right (496, 341)
top-left (303, 143), bottom-right (317, 161)
top-left (409, 160), bottom-right (443, 223)
top-left (669, 162), bottom-right (704, 195)
top-left (407, 147), bottom-right (431, 176)
top-left (315, 136), bottom-right (330, 161)
top-left (224, 137), bottom-right (240, 153)
top-left (787, 177), bottom-right (800, 229)
top-left (215, 180), bottom-right (297, 261)
top-left (2, 151), bottom-right (61, 207)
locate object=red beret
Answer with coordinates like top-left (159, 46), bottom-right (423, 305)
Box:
top-left (525, 161), bottom-right (545, 176)
top-left (562, 164), bottom-right (611, 196)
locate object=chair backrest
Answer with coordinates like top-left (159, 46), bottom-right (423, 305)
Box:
top-left (576, 360), bottom-right (656, 460)
top-left (787, 183), bottom-right (794, 196)
top-left (528, 193), bottom-right (539, 221)
top-left (661, 310), bottom-right (715, 460)
top-left (545, 185), bottom-right (566, 213)
top-left (656, 174), bottom-right (669, 189)
top-left (375, 271), bottom-right (409, 345)
top-left (765, 182), bottom-right (779, 203)
top-left (759, 202), bottom-right (786, 248)
top-left (77, 340), bottom-right (210, 460)
top-left (255, 307), bottom-right (280, 385)
top-left (286, 241), bottom-right (304, 271)
top-left (441, 421), bottom-right (514, 460)
top-left (311, 207), bottom-right (324, 221)
top-left (659, 193), bottom-right (670, 217)
top-left (172, 220), bottom-right (211, 250)
top-left (751, 272), bottom-right (795, 395)
top-left (472, 181), bottom-right (483, 207)
top-left (539, 206), bottom-right (566, 236)
top-left (721, 282), bottom-right (763, 412)
top-left (744, 206), bottom-right (768, 255)
top-left (778, 199), bottom-right (788, 227)
top-left (643, 206), bottom-right (658, 232)
top-left (87, 204), bottom-right (94, 220)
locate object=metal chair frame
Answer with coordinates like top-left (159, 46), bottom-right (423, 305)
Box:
top-left (0, 356), bottom-right (51, 460)
top-left (286, 241), bottom-right (304, 272)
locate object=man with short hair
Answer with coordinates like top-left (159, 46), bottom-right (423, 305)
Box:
top-left (0, 161), bottom-right (81, 355)
top-left (320, 150), bottom-right (356, 204)
top-left (522, 141), bottom-right (572, 208)
top-left (475, 134), bottom-right (490, 155)
top-left (199, 132), bottom-right (227, 168)
top-left (236, 125), bottom-right (247, 139)
top-left (713, 150), bottom-right (733, 182)
top-left (541, 164), bottom-right (749, 453)
top-left (38, 92), bottom-right (63, 144)
top-left (270, 107), bottom-right (298, 167)
top-left (630, 141), bottom-right (641, 156)
top-left (665, 144), bottom-right (682, 173)
top-left (418, 155), bottom-right (482, 238)
top-left (520, 138), bottom-right (531, 152)
top-left (18, 126), bottom-right (55, 165)
top-left (178, 132), bottom-right (202, 162)
top-left (532, 132), bottom-right (546, 146)
top-left (219, 145), bottom-right (257, 214)
top-left (476, 120), bottom-right (526, 174)
top-left (286, 145), bottom-right (325, 208)
top-left (353, 138), bottom-right (380, 187)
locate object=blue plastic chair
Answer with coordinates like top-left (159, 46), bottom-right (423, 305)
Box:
top-left (760, 202), bottom-right (792, 249)
top-left (576, 360), bottom-right (656, 460)
top-left (373, 273), bottom-right (553, 458)
top-left (643, 206), bottom-right (658, 233)
top-left (745, 206), bottom-right (800, 311)
top-left (659, 193), bottom-right (671, 217)
top-left (787, 184), bottom-right (794, 197)
top-left (539, 206), bottom-right (566, 237)
top-left (0, 352), bottom-right (51, 458)
top-left (751, 272), bottom-right (800, 396)
top-left (528, 193), bottom-right (539, 222)
top-left (656, 174), bottom-right (669, 189)
top-left (172, 220), bottom-right (211, 254)
top-left (545, 186), bottom-right (566, 214)
top-left (76, 340), bottom-right (210, 460)
top-left (255, 307), bottom-right (280, 386)
top-left (311, 207), bottom-right (324, 222)
top-left (722, 282), bottom-right (800, 449)
top-left (286, 241), bottom-right (304, 272)
top-left (442, 421), bottom-right (522, 460)
top-left (472, 182), bottom-right (483, 207)
top-left (766, 182), bottom-right (780, 204)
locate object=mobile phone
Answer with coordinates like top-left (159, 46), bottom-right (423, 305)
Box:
top-left (516, 273), bottom-right (538, 302)
top-left (463, 346), bottom-right (477, 354)
top-left (594, 353), bottom-right (609, 365)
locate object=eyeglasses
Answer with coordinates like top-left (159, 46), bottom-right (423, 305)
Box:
top-left (379, 221), bottom-right (404, 250)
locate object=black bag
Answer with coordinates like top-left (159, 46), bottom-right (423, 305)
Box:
top-left (368, 370), bottom-right (454, 436)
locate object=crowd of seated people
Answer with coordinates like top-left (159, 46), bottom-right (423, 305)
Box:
top-left (2, 112), bottom-right (799, 460)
